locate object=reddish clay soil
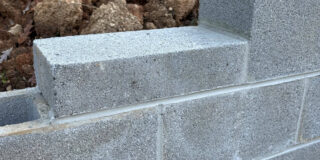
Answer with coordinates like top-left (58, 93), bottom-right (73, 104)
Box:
top-left (0, 0), bottom-right (198, 92)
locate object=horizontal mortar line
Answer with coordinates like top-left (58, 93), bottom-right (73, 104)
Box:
top-left (54, 70), bottom-right (320, 125)
top-left (261, 138), bottom-right (320, 160)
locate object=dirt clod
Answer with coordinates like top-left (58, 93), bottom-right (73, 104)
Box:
top-left (34, 0), bottom-right (83, 37)
top-left (81, 1), bottom-right (143, 34)
top-left (144, 0), bottom-right (176, 28)
top-left (164, 0), bottom-right (197, 21)
top-left (8, 24), bottom-right (23, 36)
top-left (127, 3), bottom-right (144, 24)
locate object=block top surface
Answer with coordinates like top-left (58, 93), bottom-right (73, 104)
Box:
top-left (34, 26), bottom-right (247, 65)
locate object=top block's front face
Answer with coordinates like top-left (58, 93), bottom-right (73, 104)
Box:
top-left (34, 27), bottom-right (248, 118)
top-left (200, 0), bottom-right (320, 81)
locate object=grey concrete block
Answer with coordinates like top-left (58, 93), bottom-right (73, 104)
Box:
top-left (300, 76), bottom-right (320, 141)
top-left (0, 88), bottom-right (40, 126)
top-left (34, 26), bottom-right (248, 117)
top-left (199, 0), bottom-right (255, 36)
top-left (266, 140), bottom-right (320, 160)
top-left (200, 0), bottom-right (320, 81)
top-left (0, 108), bottom-right (158, 160)
top-left (162, 80), bottom-right (304, 160)
top-left (248, 0), bottom-right (320, 81)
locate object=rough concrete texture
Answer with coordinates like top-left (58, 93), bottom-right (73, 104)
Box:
top-left (0, 88), bottom-right (40, 126)
top-left (300, 76), bottom-right (320, 141)
top-left (200, 0), bottom-right (320, 81)
top-left (199, 0), bottom-right (255, 36)
top-left (34, 26), bottom-right (248, 117)
top-left (0, 108), bottom-right (158, 160)
top-left (266, 140), bottom-right (320, 160)
top-left (248, 0), bottom-right (320, 81)
top-left (162, 80), bottom-right (304, 160)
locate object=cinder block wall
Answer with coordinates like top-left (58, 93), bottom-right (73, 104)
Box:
top-left (0, 1), bottom-right (319, 159)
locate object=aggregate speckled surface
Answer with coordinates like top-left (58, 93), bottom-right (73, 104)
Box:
top-left (34, 26), bottom-right (248, 117)
top-left (34, 26), bottom-right (246, 65)
top-left (0, 108), bottom-right (158, 160)
top-left (162, 80), bottom-right (304, 160)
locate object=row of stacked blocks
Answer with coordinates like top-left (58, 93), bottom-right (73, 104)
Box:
top-left (0, 0), bottom-right (320, 159)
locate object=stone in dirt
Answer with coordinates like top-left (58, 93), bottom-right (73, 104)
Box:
top-left (0, 30), bottom-right (15, 52)
top-left (81, 1), bottom-right (143, 34)
top-left (8, 24), bottom-right (23, 36)
top-left (92, 0), bottom-right (126, 7)
top-left (164, 0), bottom-right (197, 21)
top-left (144, 22), bottom-right (157, 29)
top-left (34, 0), bottom-right (83, 37)
top-left (144, 0), bottom-right (176, 28)
top-left (127, 3), bottom-right (144, 24)
top-left (0, 0), bottom-right (24, 24)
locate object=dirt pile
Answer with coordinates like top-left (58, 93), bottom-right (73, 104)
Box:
top-left (0, 0), bottom-right (36, 91)
top-left (164, 0), bottom-right (198, 24)
top-left (34, 0), bottom-right (83, 37)
top-left (81, 1), bottom-right (143, 34)
top-left (0, 0), bottom-right (198, 91)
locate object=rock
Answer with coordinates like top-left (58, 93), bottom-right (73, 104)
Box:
top-left (15, 53), bottom-right (33, 74)
top-left (93, 0), bottom-right (126, 7)
top-left (145, 22), bottom-right (157, 30)
top-left (65, 0), bottom-right (82, 3)
top-left (127, 4), bottom-right (144, 24)
top-left (81, 2), bottom-right (143, 34)
top-left (0, 0), bottom-right (24, 24)
top-left (6, 85), bottom-right (12, 91)
top-left (8, 24), bottom-right (23, 36)
top-left (0, 30), bottom-right (15, 52)
top-left (127, 0), bottom-right (147, 5)
top-left (34, 0), bottom-right (83, 37)
top-left (164, 0), bottom-right (197, 21)
top-left (144, 0), bottom-right (176, 28)
top-left (15, 80), bottom-right (26, 89)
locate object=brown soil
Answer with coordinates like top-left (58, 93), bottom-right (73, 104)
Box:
top-left (0, 0), bottom-right (199, 92)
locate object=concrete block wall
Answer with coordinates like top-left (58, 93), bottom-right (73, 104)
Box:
top-left (200, 0), bottom-right (320, 82)
top-left (0, 0), bottom-right (319, 159)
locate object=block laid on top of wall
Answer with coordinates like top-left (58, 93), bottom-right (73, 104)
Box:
top-left (33, 26), bottom-right (248, 118)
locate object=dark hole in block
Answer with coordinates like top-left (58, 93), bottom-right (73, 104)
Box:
top-left (0, 96), bottom-right (40, 126)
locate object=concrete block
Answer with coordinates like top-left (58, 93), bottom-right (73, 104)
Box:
top-left (300, 76), bottom-right (320, 141)
top-left (0, 88), bottom-right (40, 126)
top-left (162, 80), bottom-right (304, 160)
top-left (200, 0), bottom-right (320, 81)
top-left (199, 0), bottom-right (255, 36)
top-left (34, 26), bottom-right (248, 117)
top-left (0, 108), bottom-right (158, 160)
top-left (266, 140), bottom-right (320, 160)
top-left (248, 0), bottom-right (320, 81)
